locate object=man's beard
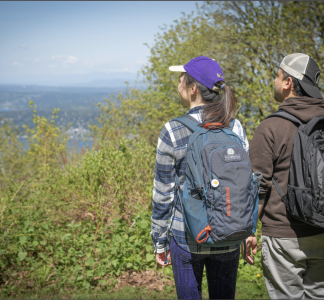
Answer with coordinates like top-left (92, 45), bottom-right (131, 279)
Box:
top-left (273, 86), bottom-right (282, 103)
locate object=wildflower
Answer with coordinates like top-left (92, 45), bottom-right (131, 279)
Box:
top-left (257, 274), bottom-right (261, 277)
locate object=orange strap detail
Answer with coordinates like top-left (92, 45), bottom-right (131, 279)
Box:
top-left (196, 224), bottom-right (212, 243)
top-left (203, 123), bottom-right (223, 129)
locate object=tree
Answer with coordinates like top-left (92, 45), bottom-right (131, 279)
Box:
top-left (95, 1), bottom-right (324, 144)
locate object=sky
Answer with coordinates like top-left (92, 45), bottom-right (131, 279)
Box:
top-left (0, 1), bottom-right (199, 85)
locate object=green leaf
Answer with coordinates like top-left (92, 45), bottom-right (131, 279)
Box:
top-left (111, 259), bottom-right (118, 267)
top-left (146, 253), bottom-right (155, 262)
top-left (32, 241), bottom-right (39, 247)
top-left (129, 236), bottom-right (136, 242)
top-left (18, 252), bottom-right (27, 261)
top-left (86, 257), bottom-right (95, 266)
top-left (74, 264), bottom-right (81, 273)
top-left (42, 223), bottom-right (49, 230)
top-left (145, 245), bottom-right (153, 252)
top-left (100, 280), bottom-right (107, 286)
top-left (19, 236), bottom-right (27, 245)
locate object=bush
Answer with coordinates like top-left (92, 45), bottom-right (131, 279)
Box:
top-left (0, 136), bottom-right (156, 297)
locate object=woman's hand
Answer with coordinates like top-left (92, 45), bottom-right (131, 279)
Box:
top-left (241, 234), bottom-right (258, 265)
top-left (155, 250), bottom-right (171, 266)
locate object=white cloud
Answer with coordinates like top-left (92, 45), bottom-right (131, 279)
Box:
top-left (51, 55), bottom-right (78, 64)
top-left (12, 62), bottom-right (19, 66)
top-left (20, 44), bottom-right (28, 49)
top-left (48, 64), bottom-right (57, 69)
top-left (34, 59), bottom-right (41, 63)
top-left (66, 56), bottom-right (78, 63)
top-left (106, 68), bottom-right (136, 73)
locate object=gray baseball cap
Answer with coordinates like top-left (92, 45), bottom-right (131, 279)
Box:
top-left (280, 53), bottom-right (322, 99)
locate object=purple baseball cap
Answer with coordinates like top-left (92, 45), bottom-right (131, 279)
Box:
top-left (169, 56), bottom-right (225, 89)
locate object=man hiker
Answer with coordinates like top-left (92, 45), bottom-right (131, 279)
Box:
top-left (246, 53), bottom-right (324, 299)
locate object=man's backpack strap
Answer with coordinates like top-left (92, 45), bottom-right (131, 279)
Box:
top-left (272, 176), bottom-right (289, 207)
top-left (266, 110), bottom-right (302, 207)
top-left (265, 109), bottom-right (303, 126)
top-left (303, 115), bottom-right (324, 135)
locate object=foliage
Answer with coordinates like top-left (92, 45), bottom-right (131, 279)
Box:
top-left (0, 105), bottom-right (268, 298)
top-left (0, 136), bottom-right (156, 298)
top-left (0, 118), bottom-right (25, 189)
top-left (0, 101), bottom-right (69, 188)
top-left (94, 1), bottom-right (324, 144)
top-left (23, 101), bottom-right (69, 174)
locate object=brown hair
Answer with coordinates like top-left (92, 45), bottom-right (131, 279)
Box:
top-left (183, 73), bottom-right (237, 128)
top-left (281, 68), bottom-right (308, 97)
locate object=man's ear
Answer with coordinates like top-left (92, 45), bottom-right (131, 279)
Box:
top-left (283, 76), bottom-right (293, 91)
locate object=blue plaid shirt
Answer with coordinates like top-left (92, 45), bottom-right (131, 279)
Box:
top-left (151, 106), bottom-right (249, 254)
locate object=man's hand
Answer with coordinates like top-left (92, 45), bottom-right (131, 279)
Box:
top-left (155, 250), bottom-right (171, 266)
top-left (241, 234), bottom-right (258, 265)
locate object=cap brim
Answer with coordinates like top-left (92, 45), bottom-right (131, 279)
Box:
top-left (169, 66), bottom-right (186, 72)
top-left (299, 80), bottom-right (323, 99)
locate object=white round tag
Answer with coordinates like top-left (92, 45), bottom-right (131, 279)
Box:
top-left (211, 179), bottom-right (219, 188)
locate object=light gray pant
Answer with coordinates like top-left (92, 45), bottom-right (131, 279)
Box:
top-left (261, 233), bottom-right (324, 299)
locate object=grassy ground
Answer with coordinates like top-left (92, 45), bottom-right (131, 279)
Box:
top-left (2, 282), bottom-right (268, 299)
top-left (1, 267), bottom-right (269, 299)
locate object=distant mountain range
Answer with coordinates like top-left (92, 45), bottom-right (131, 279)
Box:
top-left (0, 71), bottom-right (143, 87)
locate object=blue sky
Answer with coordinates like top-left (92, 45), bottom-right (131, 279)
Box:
top-left (0, 1), bottom-right (199, 84)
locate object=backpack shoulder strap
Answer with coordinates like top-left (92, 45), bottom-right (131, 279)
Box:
top-left (303, 115), bottom-right (324, 135)
top-left (173, 114), bottom-right (205, 133)
top-left (228, 118), bottom-right (235, 130)
top-left (265, 109), bottom-right (303, 126)
top-left (266, 110), bottom-right (301, 208)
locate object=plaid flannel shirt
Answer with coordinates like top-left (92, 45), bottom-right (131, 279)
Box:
top-left (151, 106), bottom-right (249, 254)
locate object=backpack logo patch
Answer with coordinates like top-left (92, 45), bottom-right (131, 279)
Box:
top-left (227, 148), bottom-right (235, 155)
top-left (224, 148), bottom-right (241, 162)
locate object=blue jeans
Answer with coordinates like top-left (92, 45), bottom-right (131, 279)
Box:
top-left (169, 236), bottom-right (240, 299)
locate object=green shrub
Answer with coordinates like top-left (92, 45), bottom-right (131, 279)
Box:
top-left (0, 136), bottom-right (156, 297)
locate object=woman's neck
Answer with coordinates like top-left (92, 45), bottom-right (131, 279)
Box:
top-left (187, 87), bottom-right (207, 109)
top-left (189, 98), bottom-right (207, 109)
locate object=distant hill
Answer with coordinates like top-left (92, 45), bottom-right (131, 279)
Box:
top-left (0, 71), bottom-right (142, 87)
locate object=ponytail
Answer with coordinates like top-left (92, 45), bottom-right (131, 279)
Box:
top-left (183, 73), bottom-right (237, 128)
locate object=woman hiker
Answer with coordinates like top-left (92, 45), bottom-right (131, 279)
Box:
top-left (150, 56), bottom-right (250, 299)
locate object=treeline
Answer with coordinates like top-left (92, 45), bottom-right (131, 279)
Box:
top-left (0, 1), bottom-right (324, 298)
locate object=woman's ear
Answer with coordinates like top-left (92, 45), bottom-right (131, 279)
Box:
top-left (190, 84), bottom-right (197, 95)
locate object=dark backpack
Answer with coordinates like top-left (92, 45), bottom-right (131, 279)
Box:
top-left (266, 109), bottom-right (324, 228)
